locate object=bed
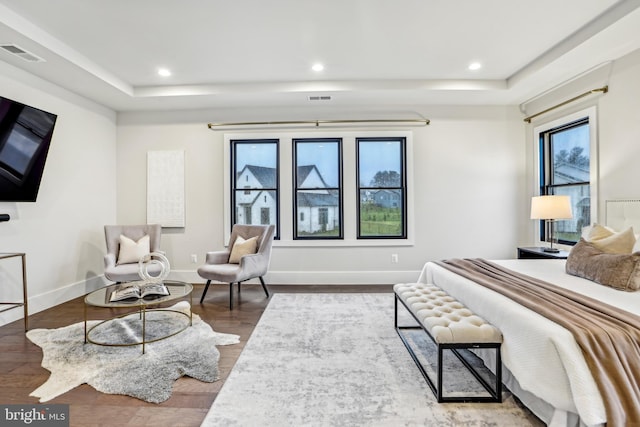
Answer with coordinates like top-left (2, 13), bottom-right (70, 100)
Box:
top-left (417, 200), bottom-right (640, 427)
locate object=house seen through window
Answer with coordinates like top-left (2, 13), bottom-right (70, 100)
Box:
top-left (293, 138), bottom-right (343, 239)
top-left (231, 139), bottom-right (279, 238)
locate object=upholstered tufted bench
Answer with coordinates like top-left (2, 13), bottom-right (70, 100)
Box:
top-left (394, 282), bottom-right (503, 403)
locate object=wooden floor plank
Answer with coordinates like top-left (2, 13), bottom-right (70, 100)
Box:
top-left (0, 283), bottom-right (391, 427)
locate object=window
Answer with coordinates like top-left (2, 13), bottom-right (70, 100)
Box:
top-left (226, 131), bottom-right (412, 245)
top-left (231, 139), bottom-right (279, 237)
top-left (539, 117), bottom-right (590, 245)
top-left (293, 138), bottom-right (343, 239)
top-left (357, 137), bottom-right (407, 239)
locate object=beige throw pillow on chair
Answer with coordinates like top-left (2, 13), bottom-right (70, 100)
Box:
top-left (117, 234), bottom-right (150, 264)
top-left (229, 236), bottom-right (258, 264)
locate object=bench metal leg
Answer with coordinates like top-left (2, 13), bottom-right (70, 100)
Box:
top-left (394, 293), bottom-right (502, 403)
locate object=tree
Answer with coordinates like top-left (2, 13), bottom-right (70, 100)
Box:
top-left (369, 170), bottom-right (400, 187)
top-left (554, 147), bottom-right (589, 168)
top-left (568, 147), bottom-right (589, 168)
top-left (555, 149), bottom-right (568, 164)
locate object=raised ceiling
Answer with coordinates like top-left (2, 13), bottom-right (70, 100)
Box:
top-left (0, 0), bottom-right (639, 113)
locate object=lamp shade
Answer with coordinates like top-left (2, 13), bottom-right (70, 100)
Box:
top-left (530, 195), bottom-right (573, 220)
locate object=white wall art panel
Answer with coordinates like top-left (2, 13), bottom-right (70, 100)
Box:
top-left (147, 150), bottom-right (185, 227)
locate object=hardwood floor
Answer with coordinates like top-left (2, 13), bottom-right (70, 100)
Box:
top-left (0, 283), bottom-right (392, 427)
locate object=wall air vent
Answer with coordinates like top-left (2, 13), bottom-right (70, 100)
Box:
top-left (0, 44), bottom-right (45, 62)
top-left (308, 95), bottom-right (332, 101)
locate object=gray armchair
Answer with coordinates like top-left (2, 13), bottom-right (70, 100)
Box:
top-left (104, 224), bottom-right (163, 283)
top-left (198, 224), bottom-right (275, 309)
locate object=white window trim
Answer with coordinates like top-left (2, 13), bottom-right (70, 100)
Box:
top-left (224, 130), bottom-right (415, 247)
top-left (532, 106), bottom-right (598, 249)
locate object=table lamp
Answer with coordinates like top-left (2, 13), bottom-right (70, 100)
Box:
top-left (530, 195), bottom-right (573, 253)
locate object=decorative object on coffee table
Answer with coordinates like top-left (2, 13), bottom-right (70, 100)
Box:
top-left (138, 251), bottom-right (170, 281)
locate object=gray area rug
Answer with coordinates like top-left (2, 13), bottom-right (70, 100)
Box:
top-left (202, 293), bottom-right (543, 427)
top-left (27, 301), bottom-right (239, 403)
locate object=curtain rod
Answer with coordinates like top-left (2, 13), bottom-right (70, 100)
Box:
top-left (523, 86), bottom-right (608, 123)
top-left (207, 118), bottom-right (430, 129)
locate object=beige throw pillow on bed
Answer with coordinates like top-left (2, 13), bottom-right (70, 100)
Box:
top-left (585, 223), bottom-right (615, 241)
top-left (117, 234), bottom-right (150, 264)
top-left (566, 239), bottom-right (640, 291)
top-left (229, 236), bottom-right (258, 264)
top-left (589, 226), bottom-right (636, 254)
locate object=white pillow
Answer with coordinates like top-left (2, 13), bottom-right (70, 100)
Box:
top-left (117, 234), bottom-right (150, 264)
top-left (582, 223), bottom-right (615, 241)
top-left (229, 235), bottom-right (258, 264)
top-left (590, 227), bottom-right (636, 254)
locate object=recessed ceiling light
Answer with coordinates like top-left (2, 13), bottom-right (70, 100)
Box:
top-left (312, 63), bottom-right (324, 72)
top-left (158, 68), bottom-right (171, 77)
top-left (468, 62), bottom-right (482, 71)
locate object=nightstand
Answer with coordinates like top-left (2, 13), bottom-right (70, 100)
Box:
top-left (517, 246), bottom-right (569, 260)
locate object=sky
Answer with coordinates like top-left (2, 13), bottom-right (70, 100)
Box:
top-left (296, 141), bottom-right (339, 187)
top-left (551, 123), bottom-right (590, 161)
top-left (358, 140), bottom-right (402, 186)
top-left (234, 139), bottom-right (402, 188)
top-left (235, 142), bottom-right (277, 169)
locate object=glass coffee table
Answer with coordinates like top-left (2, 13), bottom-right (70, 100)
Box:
top-left (84, 280), bottom-right (193, 354)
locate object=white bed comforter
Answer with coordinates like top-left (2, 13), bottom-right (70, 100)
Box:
top-left (420, 259), bottom-right (640, 427)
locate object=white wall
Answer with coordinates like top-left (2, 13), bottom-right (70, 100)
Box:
top-left (116, 105), bottom-right (526, 285)
top-left (598, 48), bottom-right (640, 208)
top-left (0, 61), bottom-right (117, 327)
top-left (523, 48), bottom-right (640, 239)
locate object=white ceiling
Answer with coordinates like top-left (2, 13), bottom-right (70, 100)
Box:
top-left (0, 0), bottom-right (639, 114)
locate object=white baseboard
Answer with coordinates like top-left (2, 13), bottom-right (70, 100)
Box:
top-left (0, 275), bottom-right (107, 329)
top-left (0, 269), bottom-right (420, 328)
top-left (170, 269), bottom-right (420, 285)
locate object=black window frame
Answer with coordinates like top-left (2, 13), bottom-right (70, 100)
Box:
top-left (230, 139), bottom-right (280, 239)
top-left (292, 138), bottom-right (344, 240)
top-left (538, 117), bottom-right (590, 246)
top-left (356, 137), bottom-right (407, 239)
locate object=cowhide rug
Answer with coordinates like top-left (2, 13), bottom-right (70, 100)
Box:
top-left (27, 301), bottom-right (239, 403)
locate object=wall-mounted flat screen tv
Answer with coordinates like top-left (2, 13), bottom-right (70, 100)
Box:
top-left (0, 96), bottom-right (57, 202)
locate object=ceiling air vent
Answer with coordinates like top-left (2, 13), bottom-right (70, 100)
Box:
top-left (308, 95), bottom-right (332, 101)
top-left (0, 44), bottom-right (45, 62)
